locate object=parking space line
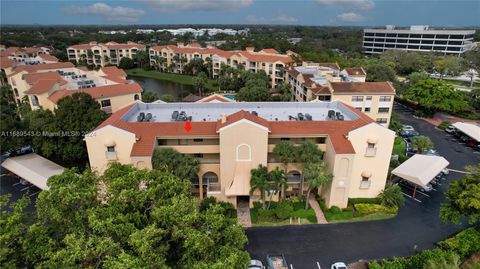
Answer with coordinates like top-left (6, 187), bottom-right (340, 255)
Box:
top-left (316, 262), bottom-right (321, 269)
top-left (402, 192), bottom-right (422, 203)
top-left (399, 184), bottom-right (431, 198)
top-left (20, 186), bottom-right (31, 192)
top-left (29, 191), bottom-right (40, 197)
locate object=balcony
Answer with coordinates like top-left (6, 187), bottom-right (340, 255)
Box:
top-left (360, 180), bottom-right (371, 189)
top-left (101, 106), bottom-right (112, 114)
top-left (157, 145), bottom-right (220, 154)
top-left (207, 183), bottom-right (221, 193)
top-left (365, 147), bottom-right (377, 157)
top-left (105, 151), bottom-right (118, 161)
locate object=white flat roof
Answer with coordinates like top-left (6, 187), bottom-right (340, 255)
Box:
top-left (452, 122), bottom-right (480, 142)
top-left (391, 154), bottom-right (449, 187)
top-left (1, 153), bottom-right (65, 190)
top-left (122, 101), bottom-right (359, 123)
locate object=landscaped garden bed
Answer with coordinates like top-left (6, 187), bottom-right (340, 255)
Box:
top-left (250, 197), bottom-right (317, 226)
top-left (317, 197), bottom-right (399, 223)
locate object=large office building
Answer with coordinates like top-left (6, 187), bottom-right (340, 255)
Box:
top-left (149, 43), bottom-right (296, 88)
top-left (363, 25), bottom-right (475, 56)
top-left (85, 99), bottom-right (395, 209)
top-left (287, 62), bottom-right (395, 126)
top-left (67, 41), bottom-right (146, 67)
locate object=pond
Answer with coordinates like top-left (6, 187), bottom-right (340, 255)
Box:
top-left (127, 75), bottom-right (197, 102)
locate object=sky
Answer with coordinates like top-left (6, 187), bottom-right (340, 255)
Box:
top-left (1, 0), bottom-right (479, 26)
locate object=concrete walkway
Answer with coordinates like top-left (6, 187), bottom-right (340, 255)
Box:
top-left (308, 196), bottom-right (328, 224)
top-left (237, 200), bottom-right (252, 227)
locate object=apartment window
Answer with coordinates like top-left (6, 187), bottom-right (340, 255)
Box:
top-left (178, 139), bottom-right (187, 145)
top-left (280, 138), bottom-right (291, 141)
top-left (101, 99), bottom-right (111, 107)
top-left (376, 118), bottom-right (388, 124)
top-left (360, 176), bottom-right (371, 189)
top-left (193, 138), bottom-right (204, 142)
top-left (364, 107), bottom-right (371, 112)
top-left (352, 96), bottom-right (364, 102)
top-left (31, 95), bottom-right (39, 106)
top-left (355, 107), bottom-right (363, 111)
top-left (134, 94), bottom-right (139, 101)
top-left (378, 107), bottom-right (390, 113)
top-left (367, 143), bottom-right (375, 149)
top-left (366, 96), bottom-right (372, 101)
top-left (379, 96), bottom-right (391, 102)
top-left (107, 146), bottom-right (115, 152)
top-left (13, 88), bottom-right (19, 97)
top-left (193, 153), bottom-right (204, 158)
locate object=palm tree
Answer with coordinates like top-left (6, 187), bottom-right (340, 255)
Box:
top-left (267, 167), bottom-right (286, 208)
top-left (304, 161), bottom-right (333, 210)
top-left (412, 135), bottom-right (433, 154)
top-left (250, 165), bottom-right (269, 209)
top-left (273, 141), bottom-right (297, 199)
top-left (297, 142), bottom-right (324, 196)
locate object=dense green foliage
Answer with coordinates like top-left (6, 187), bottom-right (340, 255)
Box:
top-left (377, 184), bottom-right (405, 208)
top-left (411, 135), bottom-right (434, 154)
top-left (250, 165), bottom-right (286, 209)
top-left (250, 197), bottom-right (317, 225)
top-left (369, 226), bottom-right (480, 269)
top-left (441, 164), bottom-right (480, 225)
top-left (142, 91), bottom-right (159, 103)
top-left (438, 121), bottom-right (452, 130)
top-left (152, 147), bottom-right (200, 180)
top-left (0, 86), bottom-right (26, 152)
top-left (0, 164), bottom-right (249, 268)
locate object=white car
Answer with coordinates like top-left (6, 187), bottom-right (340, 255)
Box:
top-left (331, 262), bottom-right (348, 269)
top-left (445, 125), bottom-right (456, 134)
top-left (402, 125), bottom-right (415, 132)
top-left (249, 260), bottom-right (264, 269)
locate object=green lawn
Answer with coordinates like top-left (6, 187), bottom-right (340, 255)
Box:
top-left (392, 136), bottom-right (406, 157)
top-left (125, 69), bottom-right (219, 91)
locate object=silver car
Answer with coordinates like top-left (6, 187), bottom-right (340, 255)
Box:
top-left (249, 260), bottom-right (265, 269)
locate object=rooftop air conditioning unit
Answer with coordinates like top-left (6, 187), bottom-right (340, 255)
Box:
top-left (137, 112), bottom-right (145, 122)
top-left (305, 113), bottom-right (312, 121)
top-left (145, 113), bottom-right (152, 122)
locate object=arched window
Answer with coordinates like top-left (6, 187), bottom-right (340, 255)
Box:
top-left (202, 172), bottom-right (219, 192)
top-left (236, 144), bottom-right (251, 161)
top-left (31, 95), bottom-right (39, 106)
top-left (134, 94), bottom-right (140, 101)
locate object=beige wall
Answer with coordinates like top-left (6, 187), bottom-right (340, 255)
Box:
top-left (85, 125), bottom-right (137, 174)
top-left (332, 94), bottom-right (394, 126)
top-left (347, 123), bottom-right (395, 198)
top-left (99, 93), bottom-right (141, 114)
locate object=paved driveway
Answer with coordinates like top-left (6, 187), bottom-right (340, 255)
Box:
top-left (245, 105), bottom-right (479, 269)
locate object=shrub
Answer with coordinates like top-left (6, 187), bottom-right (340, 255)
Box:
top-left (378, 184), bottom-right (405, 208)
top-left (349, 197), bottom-right (381, 205)
top-left (370, 249), bottom-right (456, 269)
top-left (437, 227), bottom-right (480, 258)
top-left (199, 197), bottom-right (236, 219)
top-left (329, 206), bottom-right (342, 214)
top-left (292, 209), bottom-right (317, 223)
top-left (275, 201), bottom-right (294, 220)
top-left (355, 203), bottom-right (397, 215)
top-left (438, 121), bottom-right (452, 130)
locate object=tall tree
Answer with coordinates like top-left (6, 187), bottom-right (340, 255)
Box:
top-left (0, 85), bottom-right (27, 152)
top-left (365, 63), bottom-right (397, 82)
top-left (132, 50), bottom-right (149, 70)
top-left (152, 147), bottom-right (200, 180)
top-left (412, 135), bottom-right (434, 154)
top-left (303, 161), bottom-right (333, 209)
top-left (297, 142), bottom-right (324, 195)
top-left (250, 165), bottom-right (269, 209)
top-left (440, 164), bottom-right (480, 225)
top-left (273, 141), bottom-right (297, 199)
top-left (193, 72), bottom-right (208, 97)
top-left (267, 167), bottom-right (286, 207)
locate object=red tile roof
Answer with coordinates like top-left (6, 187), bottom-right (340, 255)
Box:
top-left (260, 48), bottom-right (279, 54)
top-left (10, 62), bottom-right (74, 75)
top-left (93, 101), bottom-right (377, 157)
top-left (318, 62), bottom-right (340, 70)
top-left (330, 82), bottom-right (395, 94)
top-left (239, 51), bottom-right (293, 63)
top-left (216, 110), bottom-right (270, 131)
top-left (38, 54), bottom-right (58, 62)
top-left (23, 71), bottom-right (62, 85)
top-left (69, 42), bottom-right (145, 50)
top-left (102, 75), bottom-right (129, 84)
top-left (198, 94), bottom-right (233, 103)
top-left (344, 67), bottom-right (366, 76)
top-left (0, 57), bottom-right (14, 69)
top-left (100, 66), bottom-right (127, 77)
top-left (25, 79), bottom-right (59, 95)
top-left (48, 83), bottom-right (143, 104)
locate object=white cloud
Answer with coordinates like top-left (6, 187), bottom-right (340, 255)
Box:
top-left (246, 13), bottom-right (298, 24)
top-left (336, 12), bottom-right (367, 22)
top-left (316, 0), bottom-right (374, 10)
top-left (143, 0), bottom-right (254, 12)
top-left (63, 2), bottom-right (145, 23)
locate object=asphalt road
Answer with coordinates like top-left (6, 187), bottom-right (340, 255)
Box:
top-left (245, 104), bottom-right (479, 269)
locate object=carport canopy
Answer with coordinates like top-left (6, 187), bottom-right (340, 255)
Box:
top-left (452, 122), bottom-right (480, 142)
top-left (1, 153), bottom-right (65, 190)
top-left (391, 154), bottom-right (449, 187)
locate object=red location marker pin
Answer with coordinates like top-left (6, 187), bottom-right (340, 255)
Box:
top-left (184, 121), bottom-right (192, 132)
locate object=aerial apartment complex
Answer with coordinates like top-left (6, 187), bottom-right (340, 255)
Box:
top-left (149, 43), bottom-right (295, 88)
top-left (1, 49), bottom-right (142, 113)
top-left (85, 99), bottom-right (395, 209)
top-left (287, 62), bottom-right (395, 126)
top-left (363, 25), bottom-right (476, 56)
top-left (67, 41), bottom-right (146, 67)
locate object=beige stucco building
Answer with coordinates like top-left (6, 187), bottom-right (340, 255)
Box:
top-left (85, 99), bottom-right (395, 209)
top-left (287, 62), bottom-right (395, 126)
top-left (4, 62), bottom-right (142, 113)
top-left (149, 43), bottom-right (296, 88)
top-left (67, 41), bottom-right (146, 67)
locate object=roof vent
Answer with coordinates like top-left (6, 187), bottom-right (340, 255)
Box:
top-left (305, 113), bottom-right (312, 121)
top-left (145, 113), bottom-right (152, 122)
top-left (297, 113), bottom-right (304, 121)
top-left (137, 112), bottom-right (145, 122)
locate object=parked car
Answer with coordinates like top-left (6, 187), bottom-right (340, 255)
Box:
top-left (445, 125), bottom-right (456, 134)
top-left (249, 260), bottom-right (265, 269)
top-left (331, 262), bottom-right (348, 269)
top-left (266, 254), bottom-right (287, 269)
top-left (400, 130), bottom-right (420, 138)
top-left (402, 125), bottom-right (415, 132)
top-left (6, 145), bottom-right (34, 157)
top-left (425, 149), bottom-right (439, 156)
top-left (400, 179), bottom-right (433, 192)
